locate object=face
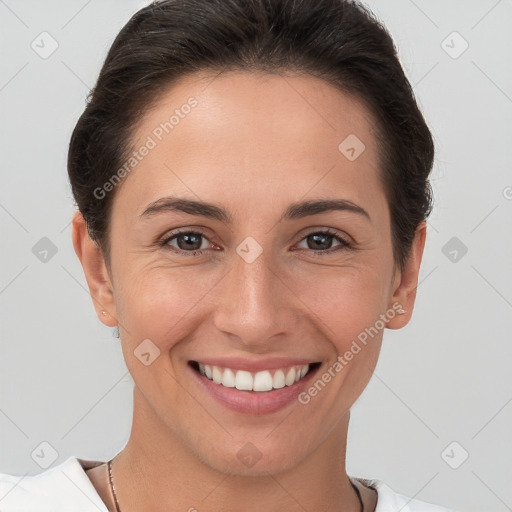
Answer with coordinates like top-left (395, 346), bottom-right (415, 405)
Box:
top-left (75, 70), bottom-right (424, 476)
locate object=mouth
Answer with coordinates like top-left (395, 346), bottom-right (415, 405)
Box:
top-left (189, 360), bottom-right (321, 394)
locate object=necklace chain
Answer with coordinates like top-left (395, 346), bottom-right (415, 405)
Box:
top-left (108, 458), bottom-right (122, 512)
top-left (107, 458), bottom-right (363, 512)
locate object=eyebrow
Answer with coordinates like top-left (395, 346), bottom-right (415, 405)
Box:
top-left (139, 196), bottom-right (371, 223)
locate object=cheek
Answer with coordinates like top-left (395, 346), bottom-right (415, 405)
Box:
top-left (113, 266), bottom-right (218, 401)
top-left (292, 259), bottom-right (393, 337)
top-left (114, 261), bottom-right (225, 350)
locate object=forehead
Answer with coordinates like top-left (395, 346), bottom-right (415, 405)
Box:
top-left (119, 70), bottom-right (385, 215)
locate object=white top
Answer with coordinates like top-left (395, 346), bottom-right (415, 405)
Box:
top-left (0, 456), bottom-right (457, 511)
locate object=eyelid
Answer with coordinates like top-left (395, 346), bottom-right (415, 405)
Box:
top-left (158, 227), bottom-right (353, 255)
top-left (158, 228), bottom-right (217, 254)
top-left (294, 228), bottom-right (352, 251)
top-left (296, 226), bottom-right (353, 246)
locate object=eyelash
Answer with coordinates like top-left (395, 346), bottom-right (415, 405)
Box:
top-left (157, 228), bottom-right (352, 257)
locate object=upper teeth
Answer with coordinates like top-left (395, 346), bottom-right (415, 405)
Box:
top-left (197, 363), bottom-right (310, 392)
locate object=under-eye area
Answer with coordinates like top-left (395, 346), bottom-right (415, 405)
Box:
top-left (188, 360), bottom-right (322, 392)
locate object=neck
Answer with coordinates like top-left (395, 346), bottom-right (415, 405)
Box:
top-left (111, 386), bottom-right (361, 512)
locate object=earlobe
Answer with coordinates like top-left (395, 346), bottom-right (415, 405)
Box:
top-left (71, 211), bottom-right (118, 327)
top-left (386, 222), bottom-right (427, 330)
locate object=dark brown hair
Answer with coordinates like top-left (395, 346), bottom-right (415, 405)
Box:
top-left (68, 0), bottom-right (434, 269)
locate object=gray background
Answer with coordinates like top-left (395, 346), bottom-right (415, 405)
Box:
top-left (1, 1), bottom-right (511, 511)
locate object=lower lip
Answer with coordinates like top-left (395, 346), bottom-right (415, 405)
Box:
top-left (188, 363), bottom-right (320, 415)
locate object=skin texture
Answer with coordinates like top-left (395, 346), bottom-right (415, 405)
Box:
top-left (74, 70), bottom-right (426, 512)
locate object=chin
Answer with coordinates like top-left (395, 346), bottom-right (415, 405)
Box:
top-left (188, 432), bottom-right (314, 478)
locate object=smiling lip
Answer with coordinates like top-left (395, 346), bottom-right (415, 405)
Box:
top-left (188, 358), bottom-right (321, 415)
top-left (193, 357), bottom-right (315, 373)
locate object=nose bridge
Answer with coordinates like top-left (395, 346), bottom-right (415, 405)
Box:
top-left (213, 243), bottom-right (295, 344)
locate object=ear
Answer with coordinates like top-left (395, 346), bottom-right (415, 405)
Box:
top-left (71, 211), bottom-right (118, 327)
top-left (386, 221), bottom-right (427, 329)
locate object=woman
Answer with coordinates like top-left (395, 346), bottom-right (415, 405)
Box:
top-left (0, 0), bottom-right (456, 510)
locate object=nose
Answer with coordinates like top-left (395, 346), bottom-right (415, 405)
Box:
top-left (212, 245), bottom-right (298, 348)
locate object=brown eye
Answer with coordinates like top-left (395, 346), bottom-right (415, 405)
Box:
top-left (307, 233), bottom-right (335, 250)
top-left (162, 231), bottom-right (211, 254)
top-left (296, 230), bottom-right (351, 253)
